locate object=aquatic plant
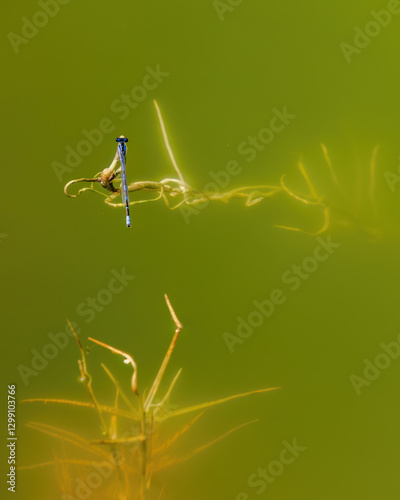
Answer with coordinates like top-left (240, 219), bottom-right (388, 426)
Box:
top-left (274, 143), bottom-right (387, 238)
top-left (64, 101), bottom-right (283, 216)
top-left (64, 101), bottom-right (389, 240)
top-left (21, 295), bottom-right (278, 499)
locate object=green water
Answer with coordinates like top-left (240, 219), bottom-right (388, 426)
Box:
top-left (3, 1), bottom-right (400, 498)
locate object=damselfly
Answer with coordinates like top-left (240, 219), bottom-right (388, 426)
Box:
top-left (116, 136), bottom-right (131, 228)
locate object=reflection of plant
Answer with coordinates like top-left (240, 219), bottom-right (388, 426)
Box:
top-left (274, 144), bottom-right (384, 238)
top-left (21, 295), bottom-right (279, 499)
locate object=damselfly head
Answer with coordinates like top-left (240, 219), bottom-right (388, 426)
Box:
top-left (116, 136), bottom-right (128, 143)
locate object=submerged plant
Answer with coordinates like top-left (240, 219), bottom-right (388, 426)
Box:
top-left (21, 295), bottom-right (279, 499)
top-left (274, 143), bottom-right (389, 239)
top-left (64, 101), bottom-right (389, 239)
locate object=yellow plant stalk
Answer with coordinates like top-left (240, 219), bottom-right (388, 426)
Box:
top-left (21, 295), bottom-right (279, 499)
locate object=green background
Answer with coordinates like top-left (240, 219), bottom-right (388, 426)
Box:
top-left (2, 0), bottom-right (400, 498)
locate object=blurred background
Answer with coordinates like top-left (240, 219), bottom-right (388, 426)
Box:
top-left (2, 0), bottom-right (400, 498)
